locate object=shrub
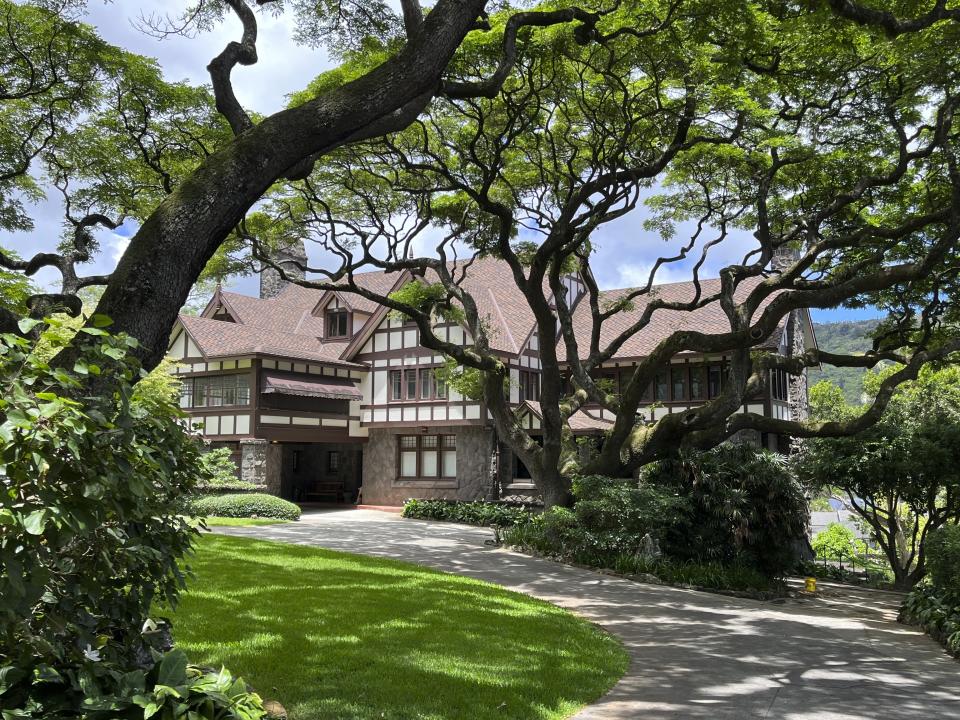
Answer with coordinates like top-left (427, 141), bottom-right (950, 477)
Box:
top-left (197, 447), bottom-right (259, 494)
top-left (812, 523), bottom-right (866, 564)
top-left (188, 493), bottom-right (302, 521)
top-left (900, 585), bottom-right (960, 657)
top-left (401, 499), bottom-right (534, 527)
top-left (926, 524), bottom-right (960, 599)
top-left (0, 319), bottom-right (265, 717)
top-left (644, 445), bottom-right (809, 576)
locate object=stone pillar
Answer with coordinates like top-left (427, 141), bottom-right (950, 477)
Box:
top-left (260, 239), bottom-right (307, 299)
top-left (240, 439), bottom-right (269, 488)
top-left (265, 443), bottom-right (283, 496)
top-left (240, 439), bottom-right (282, 496)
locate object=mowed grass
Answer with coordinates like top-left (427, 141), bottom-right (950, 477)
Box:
top-left (199, 517), bottom-right (291, 527)
top-left (170, 535), bottom-right (627, 720)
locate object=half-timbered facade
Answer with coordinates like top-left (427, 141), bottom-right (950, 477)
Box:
top-left (168, 252), bottom-right (815, 505)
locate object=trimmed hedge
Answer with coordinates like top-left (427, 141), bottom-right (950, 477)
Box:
top-left (187, 493), bottom-right (301, 521)
top-left (402, 499), bottom-right (534, 527)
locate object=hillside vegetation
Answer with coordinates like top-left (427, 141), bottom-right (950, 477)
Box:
top-left (809, 319), bottom-right (881, 404)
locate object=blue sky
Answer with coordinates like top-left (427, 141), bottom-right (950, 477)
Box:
top-left (2, 1), bottom-right (876, 325)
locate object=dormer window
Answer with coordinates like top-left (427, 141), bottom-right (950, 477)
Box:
top-left (326, 309), bottom-right (349, 338)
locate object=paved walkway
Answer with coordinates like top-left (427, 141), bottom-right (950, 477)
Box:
top-left (215, 509), bottom-right (960, 719)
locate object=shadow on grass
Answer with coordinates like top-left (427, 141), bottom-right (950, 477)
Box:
top-left (169, 535), bottom-right (627, 720)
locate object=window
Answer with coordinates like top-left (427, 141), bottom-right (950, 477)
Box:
top-left (690, 366), bottom-right (706, 400)
top-left (396, 435), bottom-right (457, 478)
top-left (671, 366), bottom-right (687, 401)
top-left (326, 309), bottom-right (349, 338)
top-left (420, 369), bottom-right (434, 399)
top-left (518, 370), bottom-right (540, 402)
top-left (436, 374), bottom-right (448, 399)
top-left (390, 370), bottom-right (402, 400)
top-left (179, 380), bottom-right (193, 409)
top-left (708, 364), bottom-right (724, 398)
top-left (655, 369), bottom-right (669, 401)
top-left (191, 374), bottom-right (250, 408)
top-left (405, 369), bottom-right (417, 400)
top-left (328, 450), bottom-right (341, 472)
top-left (772, 369), bottom-right (789, 401)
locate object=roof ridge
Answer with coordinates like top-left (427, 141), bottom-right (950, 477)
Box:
top-left (486, 285), bottom-right (518, 354)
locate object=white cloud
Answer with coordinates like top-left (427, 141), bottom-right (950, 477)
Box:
top-left (110, 234), bottom-right (130, 265)
top-left (614, 262), bottom-right (692, 289)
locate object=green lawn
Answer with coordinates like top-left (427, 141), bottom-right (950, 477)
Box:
top-left (199, 517), bottom-right (291, 527)
top-left (170, 535), bottom-right (627, 720)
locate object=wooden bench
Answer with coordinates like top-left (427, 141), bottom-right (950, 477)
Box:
top-left (304, 480), bottom-right (345, 503)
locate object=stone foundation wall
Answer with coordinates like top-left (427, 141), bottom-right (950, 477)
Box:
top-left (239, 439), bottom-right (282, 494)
top-left (361, 426), bottom-right (494, 506)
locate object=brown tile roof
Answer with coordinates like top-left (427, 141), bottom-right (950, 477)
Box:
top-left (177, 315), bottom-right (364, 368)
top-left (520, 400), bottom-right (614, 434)
top-left (183, 262), bottom-right (791, 368)
top-left (558, 276), bottom-right (784, 362)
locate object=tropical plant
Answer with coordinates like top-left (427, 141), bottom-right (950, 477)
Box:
top-left (644, 445), bottom-right (810, 576)
top-left (0, 319), bottom-right (264, 717)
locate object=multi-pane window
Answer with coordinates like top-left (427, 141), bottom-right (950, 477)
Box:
top-left (420, 369), bottom-right (434, 399)
top-left (326, 309), bottom-right (349, 338)
top-left (186, 374), bottom-right (251, 408)
top-left (390, 369), bottom-right (403, 400)
top-left (671, 366), bottom-right (687, 401)
top-left (690, 366), bottom-right (707, 400)
top-left (771, 368), bottom-right (789, 401)
top-left (708, 365), bottom-right (723, 398)
top-left (397, 434), bottom-right (457, 478)
top-left (518, 370), bottom-right (540, 402)
top-left (328, 450), bottom-right (341, 472)
top-left (655, 370), bottom-right (669, 401)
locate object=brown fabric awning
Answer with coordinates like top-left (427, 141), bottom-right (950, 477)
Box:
top-left (261, 372), bottom-right (362, 400)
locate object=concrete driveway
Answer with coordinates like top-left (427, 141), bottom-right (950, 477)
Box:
top-left (215, 509), bottom-right (959, 719)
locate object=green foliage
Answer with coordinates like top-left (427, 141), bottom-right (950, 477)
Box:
top-left (401, 499), bottom-right (533, 527)
top-left (187, 493), bottom-right (302, 521)
top-left (0, 322), bottom-right (262, 717)
top-left (798, 365), bottom-right (960, 587)
top-left (811, 523), bottom-right (866, 563)
top-left (387, 279), bottom-right (465, 325)
top-left (434, 357), bottom-right (491, 402)
top-left (504, 447), bottom-right (807, 586)
top-left (645, 445), bottom-right (810, 576)
top-left (926, 525), bottom-right (960, 600)
top-left (196, 448), bottom-right (259, 494)
top-left (900, 585), bottom-right (960, 658)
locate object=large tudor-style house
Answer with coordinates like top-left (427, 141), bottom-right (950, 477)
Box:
top-left (167, 247), bottom-right (816, 506)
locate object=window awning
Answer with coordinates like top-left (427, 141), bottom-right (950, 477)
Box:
top-left (261, 372), bottom-right (362, 401)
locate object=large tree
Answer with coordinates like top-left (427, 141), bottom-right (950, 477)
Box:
top-left (3, 1), bottom-right (960, 506)
top-left (798, 368), bottom-right (960, 589)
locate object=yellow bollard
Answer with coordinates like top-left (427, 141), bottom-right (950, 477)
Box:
top-left (805, 577), bottom-right (817, 593)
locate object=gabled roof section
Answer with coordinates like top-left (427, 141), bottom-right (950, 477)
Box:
top-left (176, 315), bottom-right (364, 368)
top-left (200, 286), bottom-right (240, 323)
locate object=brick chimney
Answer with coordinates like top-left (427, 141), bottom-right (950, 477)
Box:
top-left (260, 239), bottom-right (307, 299)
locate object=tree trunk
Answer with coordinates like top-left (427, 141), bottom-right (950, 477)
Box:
top-left (538, 468), bottom-right (573, 509)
